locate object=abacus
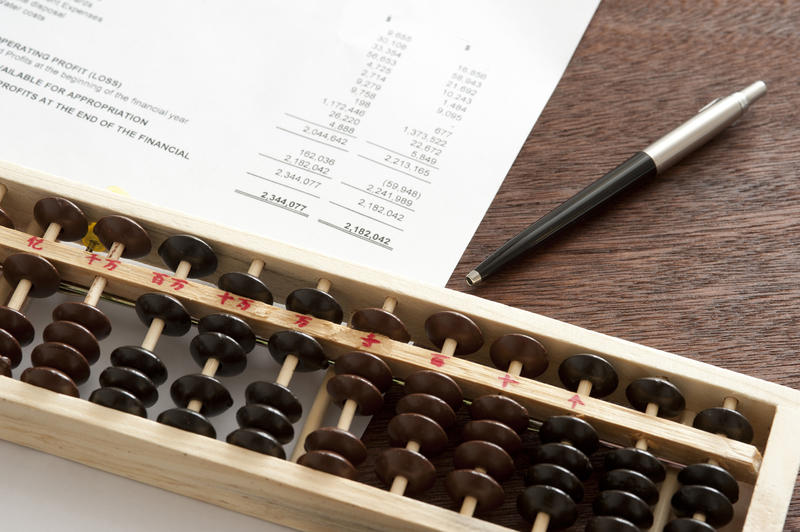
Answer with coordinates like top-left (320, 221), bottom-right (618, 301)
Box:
top-left (0, 160), bottom-right (798, 531)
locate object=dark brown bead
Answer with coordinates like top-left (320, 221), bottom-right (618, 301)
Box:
top-left (110, 346), bottom-right (168, 386)
top-left (462, 419), bottom-right (522, 454)
top-left (298, 450), bottom-right (358, 480)
top-left (558, 353), bottom-right (619, 398)
top-left (236, 404), bottom-right (293, 444)
top-left (604, 448), bottom-right (665, 482)
top-left (245, 381), bottom-right (302, 423)
top-left (396, 393), bottom-right (456, 428)
top-left (593, 490), bottom-right (653, 528)
top-left (626, 377), bottom-right (685, 418)
top-left (93, 215), bottom-right (152, 258)
top-left (0, 207), bottom-right (14, 229)
top-left (678, 463), bottom-right (739, 502)
top-left (20, 366), bottom-right (79, 397)
top-left (470, 394), bottom-right (529, 433)
top-left (663, 518), bottom-right (716, 532)
top-left (525, 463), bottom-right (584, 502)
top-left (134, 293), bottom-right (191, 336)
top-left (587, 516), bottom-right (641, 532)
top-left (198, 313), bottom-right (256, 353)
top-left (375, 447), bottom-right (436, 495)
top-left (227, 427), bottom-right (285, 459)
top-left (157, 407), bottom-right (216, 438)
top-left (217, 272), bottom-right (273, 304)
top-left (31, 342), bottom-right (90, 384)
top-left (285, 287), bottom-right (343, 323)
top-left (0, 307), bottom-right (34, 345)
top-left (52, 302), bottom-right (112, 340)
top-left (89, 387), bottom-right (147, 418)
top-left (388, 413), bottom-right (448, 455)
top-left (43, 320), bottom-right (100, 364)
top-left (403, 370), bottom-right (462, 410)
top-left (157, 234), bottom-right (217, 278)
top-left (0, 328), bottom-right (22, 366)
top-left (334, 351), bottom-right (393, 392)
top-left (305, 427), bottom-right (367, 466)
top-left (33, 197), bottom-right (88, 241)
top-left (445, 469), bottom-right (504, 512)
top-left (3, 253), bottom-right (60, 297)
top-left (539, 416), bottom-right (599, 455)
top-left (534, 442), bottom-right (592, 481)
top-left (454, 440), bottom-right (515, 481)
top-left (350, 308), bottom-right (410, 343)
top-left (0, 355), bottom-right (11, 377)
top-left (490, 333), bottom-right (548, 378)
top-left (600, 469), bottom-right (659, 505)
top-left (170, 374), bottom-right (233, 416)
top-left (424, 311), bottom-right (483, 356)
top-left (99, 366), bottom-right (158, 407)
top-left (267, 330), bottom-right (326, 372)
top-left (671, 485), bottom-right (734, 527)
top-left (190, 332), bottom-right (247, 377)
top-left (517, 485), bottom-right (577, 528)
top-left (692, 407), bottom-right (754, 444)
top-left (327, 374), bottom-right (383, 415)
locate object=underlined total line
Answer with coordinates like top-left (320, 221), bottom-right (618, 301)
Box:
top-left (317, 219), bottom-right (393, 251)
top-left (234, 189), bottom-right (310, 217)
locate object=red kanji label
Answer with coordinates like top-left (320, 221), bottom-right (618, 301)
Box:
top-left (236, 298), bottom-right (253, 311)
top-left (567, 394), bottom-right (585, 409)
top-left (499, 373), bottom-right (519, 388)
top-left (27, 236), bottom-right (44, 250)
top-left (86, 253), bottom-right (102, 265)
top-left (360, 333), bottom-right (380, 347)
top-left (219, 291), bottom-right (235, 305)
top-left (430, 354), bottom-right (448, 367)
top-left (103, 259), bottom-right (120, 271)
top-left (152, 272), bottom-right (168, 285)
top-left (170, 278), bottom-right (188, 291)
top-left (294, 315), bottom-right (312, 327)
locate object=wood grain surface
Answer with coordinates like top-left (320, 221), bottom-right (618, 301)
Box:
top-left (360, 1), bottom-right (800, 529)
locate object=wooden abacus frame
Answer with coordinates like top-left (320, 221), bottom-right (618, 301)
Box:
top-left (0, 160), bottom-right (797, 531)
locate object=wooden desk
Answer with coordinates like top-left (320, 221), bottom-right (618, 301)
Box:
top-left (362, 1), bottom-right (800, 529)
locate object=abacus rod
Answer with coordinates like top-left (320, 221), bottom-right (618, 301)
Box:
top-left (290, 366), bottom-right (334, 462)
top-left (247, 259), bottom-right (264, 277)
top-left (388, 440), bottom-right (421, 495)
top-left (508, 360), bottom-right (523, 378)
top-left (187, 358), bottom-right (220, 412)
top-left (531, 512), bottom-right (550, 532)
top-left (83, 241), bottom-right (125, 307)
top-left (275, 354), bottom-right (299, 388)
top-left (141, 318), bottom-right (166, 352)
top-left (336, 399), bottom-right (358, 431)
top-left (635, 401), bottom-right (661, 450)
top-left (649, 469), bottom-right (679, 531)
top-left (382, 296), bottom-right (396, 313)
top-left (576, 379), bottom-right (593, 397)
top-left (6, 221), bottom-right (62, 309)
top-left (316, 278), bottom-right (331, 292)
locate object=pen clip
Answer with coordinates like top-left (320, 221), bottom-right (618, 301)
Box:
top-left (698, 97), bottom-right (722, 114)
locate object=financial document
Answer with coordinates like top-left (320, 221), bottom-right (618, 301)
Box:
top-left (0, 1), bottom-right (598, 530)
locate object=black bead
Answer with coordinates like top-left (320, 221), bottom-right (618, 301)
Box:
top-left (99, 366), bottom-right (158, 407)
top-left (236, 404), bottom-right (294, 444)
top-left (678, 463), bottom-right (739, 503)
top-left (227, 427), bottom-right (285, 459)
top-left (592, 489), bottom-right (653, 528)
top-left (89, 387), bottom-right (147, 418)
top-left (538, 416), bottom-right (599, 455)
top-left (217, 272), bottom-right (273, 304)
top-left (197, 314), bottom-right (256, 353)
top-left (0, 307), bottom-right (34, 346)
top-left (517, 485), bottom-right (576, 529)
top-left (604, 447), bottom-right (666, 482)
top-left (671, 485), bottom-right (734, 527)
top-left (267, 330), bottom-right (326, 371)
top-left (170, 374), bottom-right (233, 416)
top-left (285, 287), bottom-right (343, 323)
top-left (586, 516), bottom-right (640, 532)
top-left (664, 518), bottom-right (716, 532)
top-left (245, 381), bottom-right (302, 423)
top-left (157, 407), bottom-right (216, 438)
top-left (558, 353), bottom-right (618, 398)
top-left (533, 442), bottom-right (592, 480)
top-left (693, 407), bottom-right (754, 443)
top-left (190, 332), bottom-right (247, 377)
top-left (626, 377), bottom-right (686, 417)
top-left (110, 345), bottom-right (168, 386)
top-left (135, 293), bottom-right (191, 336)
top-left (524, 463), bottom-right (584, 502)
top-left (157, 234), bottom-right (217, 278)
top-left (600, 468), bottom-right (659, 505)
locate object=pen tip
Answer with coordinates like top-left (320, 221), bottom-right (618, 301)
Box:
top-left (741, 80), bottom-right (767, 105)
top-left (466, 270), bottom-right (482, 286)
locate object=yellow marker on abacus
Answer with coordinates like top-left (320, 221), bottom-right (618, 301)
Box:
top-left (81, 187), bottom-right (130, 252)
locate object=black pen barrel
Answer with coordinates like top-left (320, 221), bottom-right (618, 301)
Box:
top-left (473, 152), bottom-right (657, 281)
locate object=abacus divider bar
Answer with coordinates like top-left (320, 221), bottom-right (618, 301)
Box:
top-left (6, 221), bottom-right (63, 309)
top-left (290, 366), bottom-right (334, 462)
top-left (388, 440), bottom-right (422, 495)
top-left (336, 399), bottom-right (358, 431)
top-left (275, 354), bottom-right (299, 388)
top-left (187, 358), bottom-right (220, 412)
top-left (83, 241), bottom-right (126, 306)
top-left (459, 466), bottom-right (487, 517)
top-left (247, 259), bottom-right (264, 277)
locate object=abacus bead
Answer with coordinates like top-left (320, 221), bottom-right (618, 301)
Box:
top-left (33, 197), bottom-right (88, 241)
top-left (0, 207), bottom-right (14, 229)
top-left (462, 419), bottom-right (522, 454)
top-left (3, 253), bottom-right (60, 297)
top-left (0, 328), bottom-right (22, 367)
top-left (43, 320), bottom-right (100, 364)
top-left (285, 288), bottom-right (343, 323)
top-left (134, 293), bottom-right (191, 336)
top-left (558, 353), bottom-right (619, 398)
top-left (190, 332), bottom-right (247, 377)
top-left (157, 234), bottom-right (218, 277)
top-left (375, 448), bottom-right (436, 494)
top-left (517, 485), bottom-right (576, 529)
top-left (539, 416), bottom-right (599, 455)
top-left (592, 490), bottom-right (653, 528)
top-left (604, 448), bottom-right (666, 482)
top-left (93, 215), bottom-right (152, 258)
top-left (227, 428), bottom-right (285, 459)
top-left (424, 311), bottom-right (483, 356)
top-left (327, 374), bottom-right (383, 415)
top-left (396, 393), bottom-right (456, 428)
top-left (663, 518), bottom-right (717, 532)
top-left (525, 463), bottom-right (583, 502)
top-left (470, 394), bottom-right (529, 433)
top-left (298, 450), bottom-right (358, 480)
top-left (388, 413), bottom-right (448, 455)
top-left (0, 307), bottom-right (34, 346)
top-left (198, 313), bottom-right (256, 354)
top-left (454, 440), bottom-right (515, 481)
top-left (157, 408), bottom-right (216, 438)
top-left (678, 463), bottom-right (739, 502)
top-left (99, 366), bottom-right (158, 407)
top-left (490, 333), bottom-right (548, 378)
top-left (350, 308), bottom-right (410, 343)
top-left (170, 374), bottom-right (233, 416)
top-left (403, 370), bottom-right (462, 410)
top-left (446, 469), bottom-right (504, 512)
top-left (586, 516), bottom-right (641, 532)
top-left (89, 387), bottom-right (147, 418)
top-left (693, 407), bottom-right (754, 443)
top-left (53, 302), bottom-right (112, 340)
top-left (626, 377), bottom-right (686, 418)
top-left (534, 443), bottom-right (592, 481)
top-left (245, 381), bottom-right (302, 423)
top-left (267, 330), bottom-right (326, 372)
top-left (31, 342), bottom-right (90, 384)
top-left (334, 351), bottom-right (393, 392)
top-left (20, 367), bottom-right (79, 397)
top-left (600, 469), bottom-right (659, 505)
top-left (110, 346), bottom-right (168, 386)
top-left (217, 272), bottom-right (273, 304)
top-left (236, 404), bottom-right (293, 444)
top-left (0, 355), bottom-right (11, 377)
top-left (305, 427), bottom-right (367, 466)
top-left (671, 485), bottom-right (734, 527)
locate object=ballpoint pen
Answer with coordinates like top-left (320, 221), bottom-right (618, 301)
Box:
top-left (466, 80), bottom-right (767, 286)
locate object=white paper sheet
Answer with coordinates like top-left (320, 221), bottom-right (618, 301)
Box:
top-left (0, 1), bottom-right (598, 530)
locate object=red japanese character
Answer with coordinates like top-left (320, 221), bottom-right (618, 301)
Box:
top-left (170, 278), bottom-right (188, 291)
top-left (27, 236), bottom-right (44, 250)
top-left (86, 253), bottom-right (102, 265)
top-left (294, 315), bottom-right (312, 327)
top-left (236, 298), bottom-right (253, 311)
top-left (360, 333), bottom-right (380, 348)
top-left (103, 259), bottom-right (121, 271)
top-left (151, 272), bottom-right (168, 285)
top-left (219, 291), bottom-right (235, 305)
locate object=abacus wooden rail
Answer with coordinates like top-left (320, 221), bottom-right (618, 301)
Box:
top-left (0, 160), bottom-right (798, 531)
